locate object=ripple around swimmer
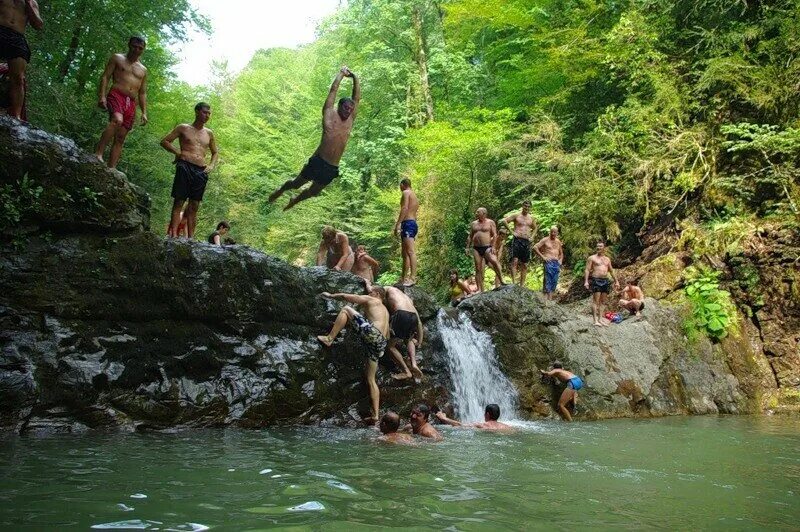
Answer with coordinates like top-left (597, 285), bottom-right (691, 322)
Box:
top-left (245, 500), bottom-right (326, 515)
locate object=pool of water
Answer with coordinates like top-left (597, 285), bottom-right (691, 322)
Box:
top-left (1, 416), bottom-right (798, 530)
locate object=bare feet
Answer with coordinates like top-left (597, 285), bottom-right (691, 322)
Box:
top-left (392, 372), bottom-right (413, 381)
top-left (410, 365), bottom-right (423, 380)
top-left (593, 321), bottom-right (602, 327)
top-left (402, 279), bottom-right (416, 287)
top-left (95, 154), bottom-right (104, 162)
top-left (317, 335), bottom-right (333, 347)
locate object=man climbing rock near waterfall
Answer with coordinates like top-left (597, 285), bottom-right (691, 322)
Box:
top-left (584, 241), bottom-right (619, 326)
top-left (500, 200), bottom-right (536, 287)
top-left (534, 226), bottom-right (564, 300)
top-left (162, 102), bottom-right (219, 239)
top-left (93, 36), bottom-right (148, 168)
top-left (540, 362), bottom-right (583, 422)
top-left (435, 404), bottom-right (514, 432)
top-left (317, 286), bottom-right (389, 423)
top-left (383, 285), bottom-right (424, 381)
top-left (394, 178), bottom-right (419, 286)
top-left (377, 411), bottom-right (415, 444)
top-left (268, 66), bottom-right (360, 211)
top-left (466, 208), bottom-right (507, 292)
top-left (0, 0), bottom-right (43, 121)
top-left (619, 279), bottom-right (645, 317)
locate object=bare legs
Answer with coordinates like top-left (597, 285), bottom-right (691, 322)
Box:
top-left (558, 387), bottom-right (576, 421)
top-left (473, 250), bottom-right (506, 291)
top-left (268, 176), bottom-right (327, 211)
top-left (591, 292), bottom-right (608, 326)
top-left (472, 250), bottom-right (486, 292)
top-left (620, 299), bottom-right (643, 316)
top-left (168, 199), bottom-right (200, 238)
top-left (94, 113), bottom-right (129, 168)
top-left (317, 305), bottom-right (355, 346)
top-left (388, 338), bottom-right (423, 381)
top-left (401, 237), bottom-right (417, 286)
top-left (517, 261), bottom-right (528, 287)
top-left (7, 57), bottom-right (27, 120)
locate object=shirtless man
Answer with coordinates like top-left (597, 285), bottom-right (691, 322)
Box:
top-left (465, 208), bottom-right (506, 293)
top-left (383, 286), bottom-right (424, 381)
top-left (353, 245), bottom-right (379, 287)
top-left (394, 178), bottom-right (419, 286)
top-left (0, 0), bottom-right (42, 120)
top-left (584, 241), bottom-right (619, 326)
top-left (534, 226), bottom-right (564, 301)
top-left (161, 102), bottom-right (219, 239)
top-left (408, 404), bottom-right (442, 441)
top-left (317, 287), bottom-right (389, 423)
top-left (435, 404), bottom-right (514, 432)
top-left (268, 66), bottom-right (360, 211)
top-left (377, 411), bottom-right (415, 444)
top-left (540, 361), bottom-right (584, 422)
top-left (316, 226), bottom-right (354, 272)
top-left (619, 280), bottom-right (645, 316)
top-left (501, 200), bottom-right (536, 286)
top-left (94, 37), bottom-right (148, 168)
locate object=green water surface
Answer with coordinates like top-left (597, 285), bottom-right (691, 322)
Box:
top-left (1, 416), bottom-right (798, 530)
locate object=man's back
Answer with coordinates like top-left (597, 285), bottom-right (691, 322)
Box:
top-left (415, 422), bottom-right (442, 441)
top-left (362, 296), bottom-right (390, 338)
top-left (386, 286), bottom-right (415, 313)
top-left (403, 189), bottom-right (419, 220)
top-left (0, 0), bottom-right (28, 33)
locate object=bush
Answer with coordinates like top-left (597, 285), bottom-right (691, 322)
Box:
top-left (683, 267), bottom-right (736, 341)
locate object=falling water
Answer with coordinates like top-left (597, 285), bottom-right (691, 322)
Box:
top-left (437, 311), bottom-right (519, 423)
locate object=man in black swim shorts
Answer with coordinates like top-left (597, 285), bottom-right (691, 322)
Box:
top-left (268, 66), bottom-right (361, 211)
top-left (584, 241), bottom-right (619, 327)
top-left (0, 0), bottom-right (43, 120)
top-left (382, 286), bottom-right (424, 381)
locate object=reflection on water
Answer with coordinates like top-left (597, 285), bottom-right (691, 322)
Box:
top-left (1, 416), bottom-right (799, 529)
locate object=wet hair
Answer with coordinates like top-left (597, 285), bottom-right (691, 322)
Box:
top-left (321, 225), bottom-right (337, 239)
top-left (552, 361), bottom-right (563, 369)
top-left (413, 404), bottom-right (431, 420)
top-left (370, 285), bottom-right (386, 300)
top-left (338, 97), bottom-right (355, 107)
top-left (400, 178), bottom-right (412, 187)
top-left (129, 36), bottom-right (146, 46)
top-left (380, 411), bottom-right (400, 433)
top-left (216, 221), bottom-right (230, 231)
top-left (485, 404), bottom-right (501, 421)
top-left (195, 102), bottom-right (211, 112)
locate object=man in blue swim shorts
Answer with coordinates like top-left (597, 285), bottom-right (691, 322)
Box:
top-left (540, 361), bottom-right (583, 421)
top-left (394, 178), bottom-right (420, 286)
top-left (534, 225), bottom-right (564, 300)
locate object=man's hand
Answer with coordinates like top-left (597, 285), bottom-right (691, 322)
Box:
top-left (342, 66), bottom-right (354, 78)
top-left (333, 265), bottom-right (342, 271)
top-left (434, 411), bottom-right (448, 421)
top-left (140, 113), bottom-right (148, 126)
top-left (584, 281), bottom-right (590, 290)
top-left (98, 97), bottom-right (107, 110)
top-left (320, 292), bottom-right (333, 299)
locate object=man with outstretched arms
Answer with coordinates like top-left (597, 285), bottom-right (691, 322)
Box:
top-left (162, 102), bottom-right (219, 239)
top-left (534, 225), bottom-right (564, 300)
top-left (0, 0), bottom-right (43, 120)
top-left (466, 208), bottom-right (506, 293)
top-left (317, 286), bottom-right (390, 423)
top-left (383, 285), bottom-right (424, 381)
top-left (269, 66), bottom-right (360, 211)
top-left (435, 404), bottom-right (514, 432)
top-left (501, 200), bottom-right (536, 286)
top-left (94, 36), bottom-right (148, 168)
top-left (394, 178), bottom-right (419, 286)
top-left (584, 241), bottom-right (619, 326)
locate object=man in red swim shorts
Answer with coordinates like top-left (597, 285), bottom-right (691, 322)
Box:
top-left (93, 36), bottom-right (148, 169)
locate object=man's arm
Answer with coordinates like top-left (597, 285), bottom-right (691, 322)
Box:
top-left (584, 257), bottom-right (592, 288)
top-left (489, 221), bottom-right (497, 246)
top-left (415, 314), bottom-right (424, 347)
top-left (350, 70), bottom-right (361, 111)
top-left (365, 255), bottom-right (380, 278)
top-left (212, 234), bottom-right (221, 245)
top-left (395, 190), bottom-right (409, 234)
top-left (138, 71), bottom-right (148, 125)
top-left (459, 280), bottom-right (473, 295)
top-left (558, 240), bottom-right (564, 264)
top-left (533, 237), bottom-right (547, 261)
top-left (434, 412), bottom-right (463, 427)
top-left (320, 292), bottom-right (373, 305)
top-left (323, 69), bottom-right (346, 113)
top-left (160, 126), bottom-right (182, 158)
top-left (465, 223), bottom-right (474, 255)
top-left (608, 261), bottom-right (620, 288)
top-left (316, 242), bottom-right (327, 266)
top-left (500, 213), bottom-right (516, 232)
top-left (333, 234), bottom-right (350, 270)
top-left (26, 0), bottom-right (43, 30)
top-left (97, 55), bottom-right (116, 108)
top-left (207, 130), bottom-right (219, 172)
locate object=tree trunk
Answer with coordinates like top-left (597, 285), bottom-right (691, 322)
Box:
top-left (412, 4), bottom-right (434, 123)
top-left (58, 2), bottom-right (87, 83)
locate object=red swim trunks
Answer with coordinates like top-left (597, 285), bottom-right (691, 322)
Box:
top-left (106, 88), bottom-right (136, 130)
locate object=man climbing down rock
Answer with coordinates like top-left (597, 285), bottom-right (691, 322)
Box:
top-left (394, 178), bottom-right (419, 286)
top-left (268, 66), bottom-right (360, 211)
top-left (584, 241), bottom-right (619, 326)
top-left (93, 36), bottom-right (148, 168)
top-left (0, 0), bottom-right (42, 120)
top-left (435, 404), bottom-right (514, 432)
top-left (317, 287), bottom-right (389, 423)
top-left (619, 279), bottom-right (645, 317)
top-left (161, 102), bottom-right (219, 239)
top-left (501, 200), bottom-right (536, 287)
top-left (534, 225), bottom-right (564, 300)
top-left (540, 362), bottom-right (583, 422)
top-left (383, 285), bottom-right (424, 381)
top-left (466, 208), bottom-right (507, 292)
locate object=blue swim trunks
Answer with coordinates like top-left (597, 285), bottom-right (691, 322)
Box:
top-left (544, 259), bottom-right (560, 294)
top-left (567, 376), bottom-right (584, 391)
top-left (400, 219), bottom-right (418, 239)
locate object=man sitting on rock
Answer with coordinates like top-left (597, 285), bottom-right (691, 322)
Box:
top-left (377, 411), bottom-right (415, 444)
top-left (352, 244), bottom-right (379, 288)
top-left (619, 279), bottom-right (645, 317)
top-left (317, 287), bottom-right (389, 423)
top-left (435, 403), bottom-right (514, 432)
top-left (540, 361), bottom-right (583, 422)
top-left (383, 285), bottom-right (424, 381)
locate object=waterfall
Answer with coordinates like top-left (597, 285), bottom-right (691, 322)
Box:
top-left (437, 311), bottom-right (519, 423)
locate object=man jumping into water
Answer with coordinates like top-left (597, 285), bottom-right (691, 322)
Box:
top-left (317, 287), bottom-right (389, 423)
top-left (0, 0), bottom-right (42, 120)
top-left (534, 226), bottom-right (564, 301)
top-left (435, 404), bottom-right (514, 432)
top-left (501, 200), bottom-right (536, 287)
top-left (94, 36), bottom-right (148, 168)
top-left (383, 285), bottom-right (424, 381)
top-left (268, 66), bottom-right (361, 211)
top-left (584, 241), bottom-right (619, 326)
top-left (466, 208), bottom-right (506, 292)
top-left (540, 361), bottom-right (583, 422)
top-left (394, 178), bottom-right (419, 286)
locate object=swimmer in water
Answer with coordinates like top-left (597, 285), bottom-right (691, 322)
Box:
top-left (435, 403), bottom-right (514, 432)
top-left (377, 411), bottom-right (415, 444)
top-left (406, 404), bottom-right (442, 441)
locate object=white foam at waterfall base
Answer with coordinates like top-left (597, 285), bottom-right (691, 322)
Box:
top-left (437, 311), bottom-right (519, 423)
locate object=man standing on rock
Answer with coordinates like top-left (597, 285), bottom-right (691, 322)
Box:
top-left (161, 102), bottom-right (219, 239)
top-left (466, 208), bottom-right (506, 292)
top-left (383, 285), bottom-right (424, 381)
top-left (435, 404), bottom-right (514, 432)
top-left (619, 280), bottom-right (645, 317)
top-left (268, 66), bottom-right (360, 211)
top-left (0, 0), bottom-right (43, 120)
top-left (394, 178), bottom-right (419, 286)
top-left (317, 286), bottom-right (389, 423)
top-left (501, 200), bottom-right (536, 287)
top-left (584, 241), bottom-right (619, 326)
top-left (534, 226), bottom-right (564, 301)
top-left (540, 362), bottom-right (583, 422)
top-left (94, 36), bottom-right (149, 168)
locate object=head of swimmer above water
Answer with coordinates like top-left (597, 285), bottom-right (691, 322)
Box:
top-left (410, 404), bottom-right (431, 428)
top-left (380, 411), bottom-right (400, 434)
top-left (484, 404), bottom-right (501, 422)
top-left (338, 97), bottom-right (355, 120)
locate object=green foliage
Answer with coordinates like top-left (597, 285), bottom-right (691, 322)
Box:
top-left (0, 175), bottom-right (43, 231)
top-left (683, 268), bottom-right (736, 341)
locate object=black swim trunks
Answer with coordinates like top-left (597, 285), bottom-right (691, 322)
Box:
top-left (349, 311), bottom-right (387, 362)
top-left (590, 277), bottom-right (611, 294)
top-left (473, 245), bottom-right (491, 258)
top-left (0, 25), bottom-right (31, 64)
top-left (390, 310), bottom-right (418, 341)
top-left (299, 154), bottom-right (339, 186)
top-left (510, 236), bottom-right (531, 263)
top-left (171, 160), bottom-right (209, 202)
